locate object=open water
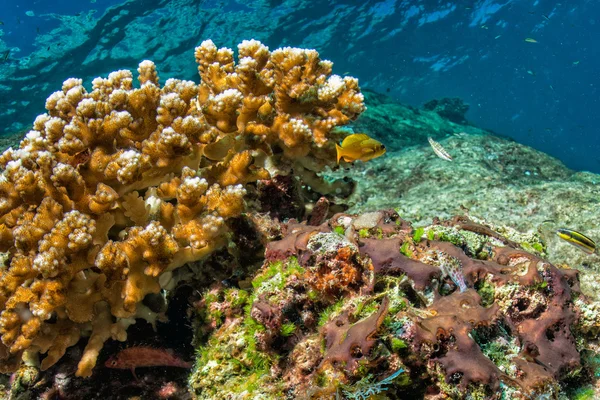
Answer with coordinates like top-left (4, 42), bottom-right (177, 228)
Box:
top-left (1, 0), bottom-right (598, 171)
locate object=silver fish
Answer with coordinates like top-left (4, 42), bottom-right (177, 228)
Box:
top-left (427, 137), bottom-right (453, 161)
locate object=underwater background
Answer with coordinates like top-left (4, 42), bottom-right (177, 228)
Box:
top-left (1, 0), bottom-right (599, 172)
top-left (2, 1), bottom-right (600, 399)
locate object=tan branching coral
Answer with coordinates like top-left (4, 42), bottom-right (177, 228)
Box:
top-left (0, 39), bottom-right (364, 377)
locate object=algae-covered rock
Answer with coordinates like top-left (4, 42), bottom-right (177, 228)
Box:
top-left (329, 95), bottom-right (600, 300)
top-left (189, 210), bottom-right (600, 399)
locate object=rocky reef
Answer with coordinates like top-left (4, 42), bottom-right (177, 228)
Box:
top-left (190, 210), bottom-right (600, 399)
top-left (422, 98), bottom-right (470, 125)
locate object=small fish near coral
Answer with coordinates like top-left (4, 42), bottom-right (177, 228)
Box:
top-left (436, 250), bottom-right (467, 292)
top-left (105, 346), bottom-right (192, 379)
top-left (427, 137), bottom-right (453, 161)
top-left (556, 228), bottom-right (596, 254)
top-left (335, 133), bottom-right (386, 163)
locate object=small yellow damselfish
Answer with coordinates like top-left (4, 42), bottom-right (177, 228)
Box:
top-left (556, 228), bottom-right (596, 254)
top-left (335, 133), bottom-right (386, 163)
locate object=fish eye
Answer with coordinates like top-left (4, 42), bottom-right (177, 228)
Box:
top-left (381, 145), bottom-right (386, 149)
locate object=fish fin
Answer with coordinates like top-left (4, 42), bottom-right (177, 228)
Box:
top-left (359, 138), bottom-right (381, 147)
top-left (335, 143), bottom-right (343, 164)
top-left (341, 133), bottom-right (370, 147)
top-left (131, 368), bottom-right (139, 381)
top-left (361, 146), bottom-right (375, 154)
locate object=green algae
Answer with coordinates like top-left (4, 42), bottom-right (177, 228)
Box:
top-left (531, 280), bottom-right (548, 292)
top-left (315, 371), bottom-right (329, 387)
top-left (412, 226), bottom-right (425, 243)
top-left (225, 287), bottom-right (250, 309)
top-left (427, 229), bottom-right (435, 241)
top-left (318, 299), bottom-right (346, 327)
top-left (570, 387), bottom-right (596, 400)
top-left (334, 225), bottom-right (345, 235)
top-left (520, 240), bottom-right (546, 256)
top-left (252, 257), bottom-right (304, 294)
top-left (400, 242), bottom-right (413, 258)
top-left (391, 337), bottom-right (407, 352)
top-left (279, 322), bottom-right (296, 337)
top-left (353, 297), bottom-right (380, 320)
top-left (356, 226), bottom-right (384, 239)
top-left (190, 258), bottom-right (309, 398)
top-left (358, 228), bottom-right (370, 238)
top-left (475, 279), bottom-right (495, 307)
top-left (425, 226), bottom-right (490, 257)
top-left (307, 289), bottom-right (319, 301)
top-left (191, 288), bottom-right (279, 398)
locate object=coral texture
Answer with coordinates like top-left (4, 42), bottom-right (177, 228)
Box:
top-left (190, 210), bottom-right (596, 399)
top-left (0, 39), bottom-right (364, 377)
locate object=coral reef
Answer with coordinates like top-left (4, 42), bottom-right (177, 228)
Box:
top-left (327, 95), bottom-right (600, 300)
top-left (0, 39), bottom-right (365, 378)
top-left (190, 209), bottom-right (600, 399)
top-left (4, 56), bottom-right (600, 398)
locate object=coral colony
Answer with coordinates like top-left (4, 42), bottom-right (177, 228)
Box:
top-left (1, 39), bottom-right (600, 400)
top-left (0, 40), bottom-right (363, 378)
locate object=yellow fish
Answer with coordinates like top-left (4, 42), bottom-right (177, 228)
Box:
top-left (525, 37), bottom-right (538, 43)
top-left (556, 228), bottom-right (596, 254)
top-left (335, 133), bottom-right (386, 163)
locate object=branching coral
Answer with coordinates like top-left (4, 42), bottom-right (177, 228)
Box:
top-left (0, 39), bottom-right (365, 376)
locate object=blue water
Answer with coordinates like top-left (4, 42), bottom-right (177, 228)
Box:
top-left (0, 0), bottom-right (598, 172)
